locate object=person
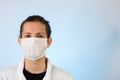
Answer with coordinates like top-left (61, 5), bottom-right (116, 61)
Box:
top-left (0, 15), bottom-right (74, 80)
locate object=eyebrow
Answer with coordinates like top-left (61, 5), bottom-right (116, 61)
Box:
top-left (22, 32), bottom-right (30, 34)
top-left (23, 32), bottom-right (45, 35)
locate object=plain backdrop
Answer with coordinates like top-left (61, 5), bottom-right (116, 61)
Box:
top-left (0, 0), bottom-right (120, 80)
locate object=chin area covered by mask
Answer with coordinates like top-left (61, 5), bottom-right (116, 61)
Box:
top-left (21, 38), bottom-right (47, 60)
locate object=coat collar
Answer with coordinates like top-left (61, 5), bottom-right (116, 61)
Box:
top-left (17, 58), bottom-right (53, 80)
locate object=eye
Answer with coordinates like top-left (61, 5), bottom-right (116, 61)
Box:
top-left (24, 35), bottom-right (31, 38)
top-left (37, 35), bottom-right (44, 38)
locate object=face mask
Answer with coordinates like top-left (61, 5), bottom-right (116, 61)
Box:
top-left (21, 38), bottom-right (47, 60)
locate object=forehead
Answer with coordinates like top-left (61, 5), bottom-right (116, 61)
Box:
top-left (22, 22), bottom-right (46, 33)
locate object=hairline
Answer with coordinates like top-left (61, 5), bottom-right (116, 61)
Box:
top-left (20, 21), bottom-right (50, 38)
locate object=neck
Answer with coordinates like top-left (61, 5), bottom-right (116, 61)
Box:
top-left (24, 57), bottom-right (47, 74)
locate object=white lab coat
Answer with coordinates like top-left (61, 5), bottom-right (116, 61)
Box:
top-left (0, 59), bottom-right (74, 80)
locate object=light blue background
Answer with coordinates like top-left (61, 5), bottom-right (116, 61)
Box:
top-left (0, 0), bottom-right (120, 80)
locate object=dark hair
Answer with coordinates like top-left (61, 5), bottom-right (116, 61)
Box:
top-left (19, 15), bottom-right (51, 38)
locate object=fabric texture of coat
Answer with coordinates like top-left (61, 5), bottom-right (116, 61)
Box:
top-left (0, 59), bottom-right (74, 80)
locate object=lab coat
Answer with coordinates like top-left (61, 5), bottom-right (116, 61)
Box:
top-left (0, 59), bottom-right (74, 80)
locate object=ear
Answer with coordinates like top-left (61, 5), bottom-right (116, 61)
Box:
top-left (47, 38), bottom-right (52, 48)
top-left (18, 37), bottom-right (22, 46)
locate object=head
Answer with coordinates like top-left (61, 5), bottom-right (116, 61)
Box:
top-left (18, 15), bottom-right (52, 48)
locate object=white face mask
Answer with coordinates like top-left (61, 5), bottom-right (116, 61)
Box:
top-left (21, 38), bottom-right (47, 60)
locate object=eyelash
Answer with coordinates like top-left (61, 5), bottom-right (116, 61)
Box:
top-left (38, 35), bottom-right (44, 38)
top-left (25, 35), bottom-right (30, 38)
top-left (24, 35), bottom-right (44, 38)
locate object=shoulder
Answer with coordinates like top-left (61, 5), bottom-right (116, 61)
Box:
top-left (47, 59), bottom-right (74, 80)
top-left (52, 65), bottom-right (74, 80)
top-left (0, 65), bottom-right (18, 80)
top-left (0, 65), bottom-right (17, 73)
